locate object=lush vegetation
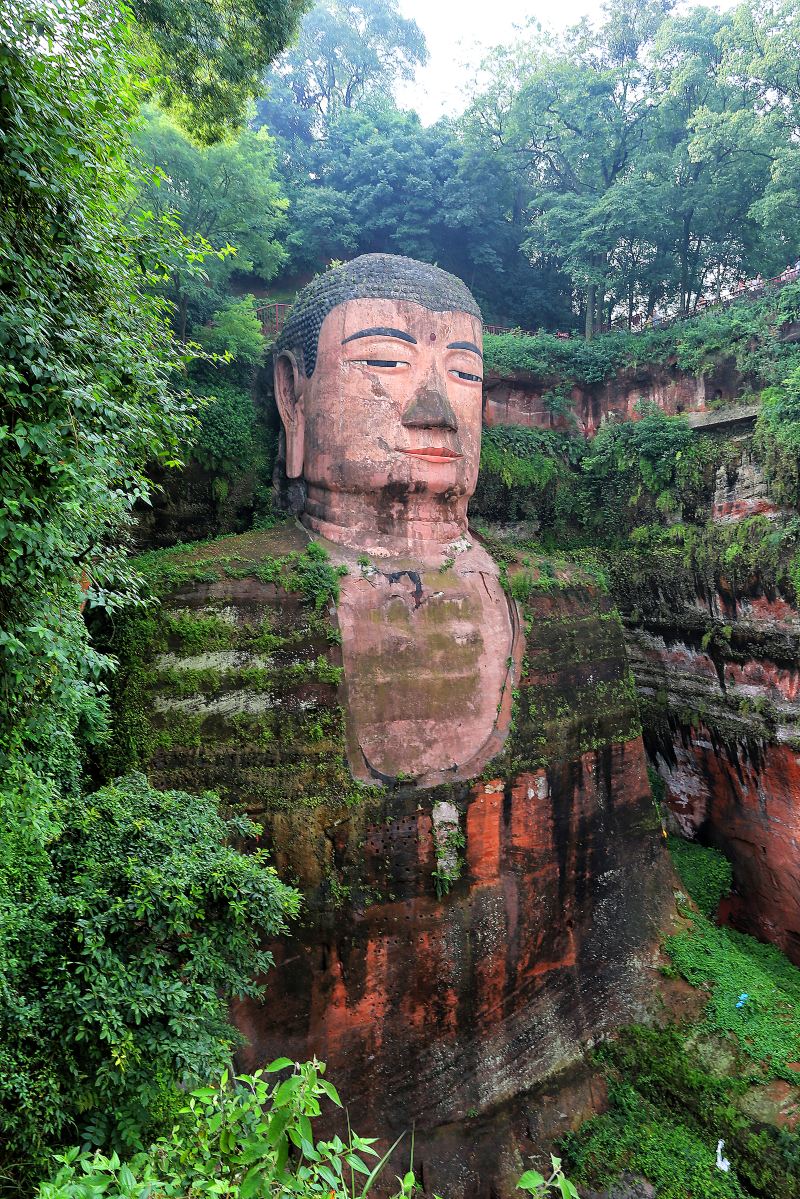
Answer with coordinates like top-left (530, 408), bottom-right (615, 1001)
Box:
top-left (6, 0), bottom-right (800, 1194)
top-left (474, 405), bottom-right (725, 539)
top-left (0, 0), bottom-right (303, 1189)
top-left (483, 280), bottom-right (800, 383)
top-left (2, 774), bottom-right (299, 1182)
top-left (562, 840), bottom-right (800, 1198)
top-left (667, 837), bottom-right (733, 918)
top-left (247, 0), bottom-right (800, 332)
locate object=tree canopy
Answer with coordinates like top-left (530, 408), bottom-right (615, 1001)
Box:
top-left (133, 0), bottom-right (310, 140)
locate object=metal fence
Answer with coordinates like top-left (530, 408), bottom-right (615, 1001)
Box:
top-left (258, 269), bottom-right (799, 344)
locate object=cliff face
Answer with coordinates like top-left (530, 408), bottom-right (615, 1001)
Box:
top-left (483, 358), bottom-right (745, 436)
top-left (109, 527), bottom-right (675, 1198)
top-left (609, 454), bottom-right (800, 964)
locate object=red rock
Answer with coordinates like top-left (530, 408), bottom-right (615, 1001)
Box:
top-left (657, 728), bottom-right (800, 963)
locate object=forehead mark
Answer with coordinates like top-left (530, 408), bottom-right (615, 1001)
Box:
top-left (342, 327), bottom-right (417, 346)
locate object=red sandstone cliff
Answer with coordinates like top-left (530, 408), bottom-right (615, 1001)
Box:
top-left (109, 530), bottom-right (677, 1197)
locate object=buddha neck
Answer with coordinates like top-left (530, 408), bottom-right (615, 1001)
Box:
top-left (301, 484), bottom-right (470, 561)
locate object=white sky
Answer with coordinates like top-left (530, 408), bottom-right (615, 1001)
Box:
top-left (395, 0), bottom-right (740, 123)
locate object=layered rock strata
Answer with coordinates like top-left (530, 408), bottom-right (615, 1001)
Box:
top-left (108, 525), bottom-right (675, 1197)
top-left (612, 513), bottom-right (800, 964)
top-left (483, 358), bottom-right (745, 436)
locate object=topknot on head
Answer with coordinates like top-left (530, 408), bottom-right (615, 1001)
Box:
top-left (275, 254), bottom-right (482, 377)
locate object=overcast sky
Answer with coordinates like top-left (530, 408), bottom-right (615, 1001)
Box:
top-left (395, 0), bottom-right (740, 123)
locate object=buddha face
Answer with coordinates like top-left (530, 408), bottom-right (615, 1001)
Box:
top-left (275, 298), bottom-right (484, 507)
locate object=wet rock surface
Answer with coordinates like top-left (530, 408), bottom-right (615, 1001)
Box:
top-left (109, 527), bottom-right (676, 1198)
top-left (614, 510), bottom-right (800, 964)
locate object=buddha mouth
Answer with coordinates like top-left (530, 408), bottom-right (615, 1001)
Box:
top-left (397, 446), bottom-right (463, 462)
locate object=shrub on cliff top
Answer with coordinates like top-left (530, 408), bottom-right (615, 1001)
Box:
top-left (483, 283), bottom-right (800, 390)
top-left (755, 363), bottom-right (800, 510)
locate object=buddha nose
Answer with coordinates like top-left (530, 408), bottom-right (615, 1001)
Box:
top-left (401, 373), bottom-right (458, 432)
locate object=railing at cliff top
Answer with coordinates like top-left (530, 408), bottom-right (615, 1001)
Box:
top-left (258, 269), bottom-right (798, 344)
top-left (257, 301), bottom-right (292, 341)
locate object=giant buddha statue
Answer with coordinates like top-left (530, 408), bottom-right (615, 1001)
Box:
top-left (273, 254), bottom-right (521, 788)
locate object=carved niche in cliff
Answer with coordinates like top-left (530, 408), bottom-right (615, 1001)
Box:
top-left (116, 254), bottom-right (676, 1197)
top-left (273, 254), bottom-right (520, 788)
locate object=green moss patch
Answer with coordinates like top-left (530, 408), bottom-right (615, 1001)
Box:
top-left (562, 1025), bottom-right (800, 1199)
top-left (669, 837), bottom-right (734, 918)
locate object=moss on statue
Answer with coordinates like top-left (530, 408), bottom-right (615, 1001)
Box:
top-left (101, 527), bottom-right (363, 813)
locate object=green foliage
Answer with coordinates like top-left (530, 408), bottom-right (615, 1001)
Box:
top-left (563, 1079), bottom-right (747, 1199)
top-left (475, 408), bottom-right (718, 540)
top-left (606, 516), bottom-right (800, 619)
top-left (36, 1060), bottom-right (408, 1198)
top-left (665, 911), bottom-right (800, 1080)
top-left (517, 1157), bottom-right (579, 1198)
top-left (562, 1025), bottom-right (800, 1199)
top-left (1, 773), bottom-right (299, 1184)
top-left (431, 827), bottom-right (467, 899)
top-left (37, 1057), bottom-right (580, 1198)
top-left (0, 0), bottom-right (195, 812)
top-left (258, 0), bottom-right (427, 134)
top-left (191, 380), bottom-right (258, 474)
top-left (0, 24), bottom-right (205, 1176)
top-left (483, 329), bottom-right (657, 386)
top-left (256, 541), bottom-right (349, 611)
top-left (587, 404), bottom-right (694, 494)
top-left (135, 107), bottom-right (288, 337)
top-left (474, 425), bottom-right (586, 529)
top-left (484, 282), bottom-right (800, 388)
top-left (755, 363), bottom-right (800, 508)
top-left (669, 837), bottom-right (733, 918)
top-left (197, 298), bottom-right (265, 366)
top-left (134, 0), bottom-right (309, 142)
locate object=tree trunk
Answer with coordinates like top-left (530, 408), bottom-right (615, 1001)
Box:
top-left (585, 283), bottom-right (596, 340)
top-left (679, 212), bottom-right (692, 315)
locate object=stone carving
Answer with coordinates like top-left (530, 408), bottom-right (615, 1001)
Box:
top-left (274, 254), bottom-right (520, 787)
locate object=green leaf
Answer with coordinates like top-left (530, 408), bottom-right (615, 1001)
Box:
top-left (240, 1166), bottom-right (263, 1199)
top-left (266, 1057), bottom-right (294, 1072)
top-left (319, 1079), bottom-right (342, 1107)
top-left (517, 1170), bottom-right (546, 1193)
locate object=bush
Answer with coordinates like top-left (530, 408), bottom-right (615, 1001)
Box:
top-left (38, 1060), bottom-right (579, 1199)
top-left (0, 773), bottom-right (300, 1185)
top-left (484, 284), bottom-right (800, 391)
top-left (196, 297), bottom-right (265, 366)
top-left (37, 1062), bottom-right (393, 1199)
top-left (192, 379), bottom-right (258, 472)
top-left (668, 837), bottom-right (733, 918)
top-left (755, 364), bottom-right (800, 508)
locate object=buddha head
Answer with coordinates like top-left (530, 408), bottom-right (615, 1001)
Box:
top-left (273, 254), bottom-right (484, 554)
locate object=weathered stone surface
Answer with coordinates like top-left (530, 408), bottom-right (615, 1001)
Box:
top-left (653, 728), bottom-right (800, 962)
top-left (108, 528), bottom-right (674, 1198)
top-left (712, 447), bottom-right (782, 522)
top-left (482, 362), bottom-right (744, 436)
top-left (615, 536), bottom-right (800, 964)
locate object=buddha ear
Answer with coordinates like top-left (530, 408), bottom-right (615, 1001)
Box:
top-left (274, 351), bottom-right (305, 478)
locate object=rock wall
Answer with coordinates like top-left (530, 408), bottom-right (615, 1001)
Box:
top-left (610, 463), bottom-right (800, 964)
top-left (108, 526), bottom-right (675, 1197)
top-left (483, 359), bottom-right (743, 436)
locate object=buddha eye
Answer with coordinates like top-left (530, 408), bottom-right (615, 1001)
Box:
top-left (354, 358), bottom-right (407, 369)
top-left (451, 369), bottom-right (482, 383)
